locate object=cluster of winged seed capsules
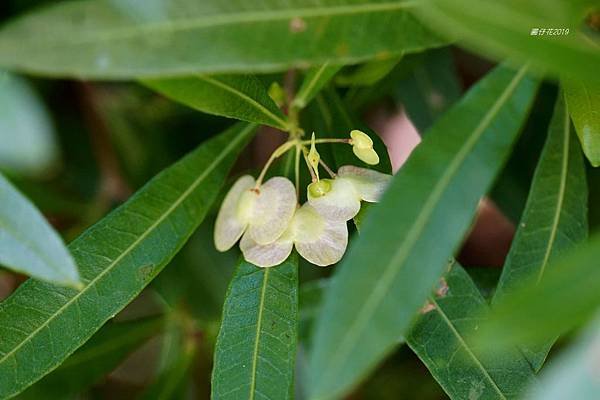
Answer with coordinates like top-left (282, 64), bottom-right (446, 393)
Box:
top-left (214, 130), bottom-right (392, 267)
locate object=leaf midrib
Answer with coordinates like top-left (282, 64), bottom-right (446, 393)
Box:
top-left (536, 99), bottom-right (570, 283)
top-left (429, 296), bottom-right (507, 400)
top-left (0, 124), bottom-right (254, 368)
top-left (316, 65), bottom-right (529, 391)
top-left (294, 62), bottom-right (331, 109)
top-left (249, 268), bottom-right (270, 400)
top-left (197, 75), bottom-right (288, 130)
top-left (16, 2), bottom-right (418, 46)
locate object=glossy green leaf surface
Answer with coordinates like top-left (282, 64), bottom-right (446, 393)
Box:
top-left (17, 317), bottom-right (163, 400)
top-left (0, 172), bottom-right (80, 287)
top-left (292, 63), bottom-right (341, 110)
top-left (0, 0), bottom-right (445, 79)
top-left (526, 317), bottom-right (600, 400)
top-left (308, 65), bottom-right (539, 400)
top-left (212, 255), bottom-right (298, 400)
top-left (0, 123), bottom-right (256, 398)
top-left (563, 80), bottom-right (600, 166)
top-left (0, 73), bottom-right (59, 177)
top-left (144, 75), bottom-right (289, 130)
top-left (415, 0), bottom-right (600, 83)
top-left (408, 263), bottom-right (535, 400)
top-left (493, 95), bottom-right (588, 371)
top-left (476, 232), bottom-right (600, 354)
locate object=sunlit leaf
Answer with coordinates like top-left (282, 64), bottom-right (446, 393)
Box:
top-left (0, 172), bottom-right (80, 287)
top-left (308, 65), bottom-right (539, 400)
top-left (0, 122), bottom-right (255, 398)
top-left (0, 0), bottom-right (445, 79)
top-left (212, 255), bottom-right (298, 400)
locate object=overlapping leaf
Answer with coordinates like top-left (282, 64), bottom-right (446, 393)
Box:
top-left (563, 80), bottom-right (600, 166)
top-left (0, 122), bottom-right (255, 398)
top-left (292, 63), bottom-right (341, 110)
top-left (493, 95), bottom-right (588, 371)
top-left (0, 172), bottom-right (80, 287)
top-left (0, 0), bottom-right (445, 79)
top-left (212, 256), bottom-right (298, 400)
top-left (144, 75), bottom-right (289, 130)
top-left (308, 65), bottom-right (539, 400)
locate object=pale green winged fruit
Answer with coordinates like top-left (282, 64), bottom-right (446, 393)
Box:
top-left (307, 166), bottom-right (392, 221)
top-left (214, 175), bottom-right (296, 251)
top-left (240, 203), bottom-right (348, 267)
top-left (350, 129), bottom-right (380, 165)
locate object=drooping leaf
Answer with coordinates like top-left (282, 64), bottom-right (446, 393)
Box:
top-left (0, 0), bottom-right (445, 79)
top-left (563, 79), bottom-right (600, 167)
top-left (475, 232), bottom-right (600, 355)
top-left (0, 72), bottom-right (59, 177)
top-left (212, 255), bottom-right (298, 400)
top-left (492, 95), bottom-right (588, 371)
top-left (525, 316), bottom-right (600, 400)
top-left (143, 75), bottom-right (290, 130)
top-left (308, 65), bottom-right (539, 400)
top-left (292, 63), bottom-right (342, 110)
top-left (0, 122), bottom-right (256, 398)
top-left (0, 172), bottom-right (80, 287)
top-left (414, 0), bottom-right (600, 83)
top-left (335, 55), bottom-right (403, 87)
top-left (17, 316), bottom-right (163, 400)
top-left (407, 263), bottom-right (536, 400)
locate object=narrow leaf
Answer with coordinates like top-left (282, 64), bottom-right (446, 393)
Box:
top-left (0, 73), bottom-right (59, 176)
top-left (415, 0), bottom-right (600, 83)
top-left (0, 0), bottom-right (445, 79)
top-left (526, 317), bottom-right (600, 400)
top-left (144, 75), bottom-right (289, 130)
top-left (563, 80), bottom-right (600, 167)
top-left (0, 122), bottom-right (256, 398)
top-left (408, 263), bottom-right (536, 400)
top-left (292, 63), bottom-right (342, 110)
top-left (212, 255), bottom-right (299, 400)
top-left (308, 65), bottom-right (539, 400)
top-left (335, 55), bottom-right (403, 87)
top-left (17, 317), bottom-right (163, 400)
top-left (0, 172), bottom-right (80, 287)
top-left (493, 95), bottom-right (588, 371)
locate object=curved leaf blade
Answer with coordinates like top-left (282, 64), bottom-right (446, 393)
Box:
top-left (292, 63), bottom-right (341, 110)
top-left (0, 0), bottom-right (445, 79)
top-left (0, 173), bottom-right (80, 287)
top-left (493, 95), bottom-right (588, 371)
top-left (212, 255), bottom-right (298, 400)
top-left (308, 65), bottom-right (539, 400)
top-left (408, 264), bottom-right (535, 400)
top-left (415, 0), bottom-right (600, 83)
top-left (144, 75), bottom-right (289, 130)
top-left (563, 80), bottom-right (600, 167)
top-left (0, 123), bottom-right (256, 398)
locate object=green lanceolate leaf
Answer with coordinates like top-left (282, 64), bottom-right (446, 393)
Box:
top-left (0, 73), bottom-right (59, 177)
top-left (563, 80), bottom-right (600, 167)
top-left (0, 172), bottom-right (80, 287)
top-left (17, 316), bottom-right (163, 400)
top-left (475, 232), bottom-right (600, 356)
top-left (526, 317), bottom-right (600, 400)
top-left (335, 55), bottom-right (403, 87)
top-left (144, 75), bottom-right (289, 130)
top-left (0, 123), bottom-right (256, 398)
top-left (315, 88), bottom-right (393, 174)
top-left (414, 0), bottom-right (600, 83)
top-left (292, 63), bottom-right (342, 110)
top-left (408, 263), bottom-right (536, 400)
top-left (212, 256), bottom-right (299, 400)
top-left (0, 0), bottom-right (445, 79)
top-left (493, 95), bottom-right (588, 371)
top-left (308, 65), bottom-right (539, 400)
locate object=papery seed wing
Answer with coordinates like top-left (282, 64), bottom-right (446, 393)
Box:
top-left (214, 175), bottom-right (256, 252)
top-left (352, 147), bottom-right (380, 165)
top-left (338, 165), bottom-right (392, 202)
top-left (248, 176), bottom-right (297, 245)
top-left (293, 204), bottom-right (348, 267)
top-left (240, 229), bottom-right (294, 268)
top-left (308, 178), bottom-right (360, 221)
